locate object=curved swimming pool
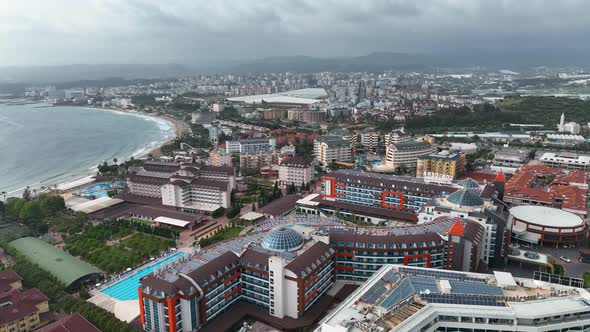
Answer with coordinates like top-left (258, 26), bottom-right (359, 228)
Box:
top-left (101, 252), bottom-right (185, 301)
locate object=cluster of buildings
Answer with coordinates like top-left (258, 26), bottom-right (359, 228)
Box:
top-left (127, 160), bottom-right (236, 212)
top-left (503, 165), bottom-right (588, 218)
top-left (312, 129), bottom-right (467, 181)
top-left (138, 208), bottom-right (512, 332)
top-left (0, 270), bottom-right (99, 332)
top-left (126, 140), bottom-right (590, 332)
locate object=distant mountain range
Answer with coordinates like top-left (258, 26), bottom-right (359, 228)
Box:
top-left (0, 64), bottom-right (192, 84)
top-left (1, 50), bottom-right (589, 84)
top-left (227, 51), bottom-right (590, 74)
top-left (225, 52), bottom-right (435, 74)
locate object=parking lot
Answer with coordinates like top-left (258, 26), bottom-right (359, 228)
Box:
top-left (506, 242), bottom-right (590, 278)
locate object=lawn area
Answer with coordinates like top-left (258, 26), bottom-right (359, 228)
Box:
top-left (64, 224), bottom-right (174, 273)
top-left (198, 226), bottom-right (244, 248)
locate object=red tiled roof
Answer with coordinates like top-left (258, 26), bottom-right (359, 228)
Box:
top-left (495, 170), bottom-right (505, 183)
top-left (36, 313), bottom-right (101, 332)
top-left (0, 302), bottom-right (38, 324)
top-left (11, 288), bottom-right (48, 306)
top-left (448, 218), bottom-right (465, 236)
top-left (458, 172), bottom-right (498, 183)
top-left (0, 270), bottom-right (22, 292)
top-left (504, 165), bottom-right (588, 212)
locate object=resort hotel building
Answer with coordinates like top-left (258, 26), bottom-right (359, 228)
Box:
top-left (538, 151), bottom-right (590, 170)
top-left (138, 213), bottom-right (501, 331)
top-left (318, 264), bottom-right (590, 332)
top-left (416, 150), bottom-right (466, 179)
top-left (314, 135), bottom-right (352, 165)
top-left (225, 138), bottom-right (276, 154)
top-left (299, 170), bottom-right (460, 224)
top-left (139, 227), bottom-right (336, 331)
top-left (384, 129), bottom-right (411, 147)
top-left (384, 140), bottom-right (435, 170)
top-left (278, 156), bottom-right (312, 188)
top-left (127, 160), bottom-right (235, 213)
top-left (418, 177), bottom-right (512, 267)
top-left (502, 165), bottom-right (588, 218)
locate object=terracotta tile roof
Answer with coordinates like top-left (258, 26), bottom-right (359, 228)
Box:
top-left (0, 270), bottom-right (22, 292)
top-left (36, 313), bottom-right (101, 332)
top-left (504, 165), bottom-right (588, 212)
top-left (12, 288), bottom-right (48, 306)
top-left (0, 302), bottom-right (38, 324)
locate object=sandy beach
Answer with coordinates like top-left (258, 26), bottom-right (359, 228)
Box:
top-left (62, 104), bottom-right (187, 158)
top-left (45, 105), bottom-right (187, 194)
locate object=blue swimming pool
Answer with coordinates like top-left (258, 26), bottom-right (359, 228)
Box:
top-left (102, 252), bottom-right (185, 301)
top-left (80, 181), bottom-right (125, 198)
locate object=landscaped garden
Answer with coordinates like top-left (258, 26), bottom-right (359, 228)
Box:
top-left (64, 222), bottom-right (175, 273)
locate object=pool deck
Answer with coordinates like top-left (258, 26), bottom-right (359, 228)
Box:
top-left (88, 250), bottom-right (187, 322)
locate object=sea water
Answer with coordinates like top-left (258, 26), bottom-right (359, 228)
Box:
top-left (0, 101), bottom-right (175, 196)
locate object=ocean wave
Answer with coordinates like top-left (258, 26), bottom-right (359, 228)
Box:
top-left (7, 182), bottom-right (42, 195)
top-left (40, 172), bottom-right (67, 183)
top-left (83, 107), bottom-right (176, 136)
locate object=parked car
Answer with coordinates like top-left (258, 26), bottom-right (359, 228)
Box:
top-left (560, 256), bottom-right (571, 263)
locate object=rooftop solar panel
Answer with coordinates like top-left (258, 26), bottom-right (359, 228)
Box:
top-left (409, 277), bottom-right (439, 293)
top-left (360, 279), bottom-right (387, 304)
top-left (381, 278), bottom-right (416, 309)
top-left (421, 293), bottom-right (506, 307)
top-left (448, 281), bottom-right (504, 296)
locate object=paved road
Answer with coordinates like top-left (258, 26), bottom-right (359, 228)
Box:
top-left (506, 243), bottom-right (590, 278)
top-left (534, 245), bottom-right (590, 278)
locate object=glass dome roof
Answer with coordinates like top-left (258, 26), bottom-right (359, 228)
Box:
top-left (447, 189), bottom-right (484, 207)
top-left (261, 227), bottom-right (304, 252)
top-left (457, 178), bottom-right (480, 189)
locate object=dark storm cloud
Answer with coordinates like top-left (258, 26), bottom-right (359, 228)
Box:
top-left (0, 0), bottom-right (589, 65)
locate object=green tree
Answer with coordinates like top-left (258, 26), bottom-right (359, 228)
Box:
top-left (0, 201), bottom-right (4, 222)
top-left (19, 201), bottom-right (43, 223)
top-left (5, 197), bottom-right (26, 220)
top-left (22, 186), bottom-right (32, 201)
top-left (287, 183), bottom-right (296, 194)
top-left (211, 207), bottom-right (226, 218)
top-left (38, 195), bottom-right (65, 216)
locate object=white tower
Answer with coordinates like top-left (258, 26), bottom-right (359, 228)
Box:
top-left (559, 113), bottom-right (565, 131)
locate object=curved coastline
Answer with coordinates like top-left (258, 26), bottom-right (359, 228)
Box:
top-left (1, 103), bottom-right (182, 197)
top-left (71, 105), bottom-right (183, 158)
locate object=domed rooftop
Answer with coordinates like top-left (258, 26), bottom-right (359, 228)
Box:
top-left (447, 189), bottom-right (484, 207)
top-left (457, 178), bottom-right (480, 189)
top-left (261, 227), bottom-right (304, 252)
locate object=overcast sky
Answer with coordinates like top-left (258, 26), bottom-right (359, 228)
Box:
top-left (1, 0), bottom-right (588, 66)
